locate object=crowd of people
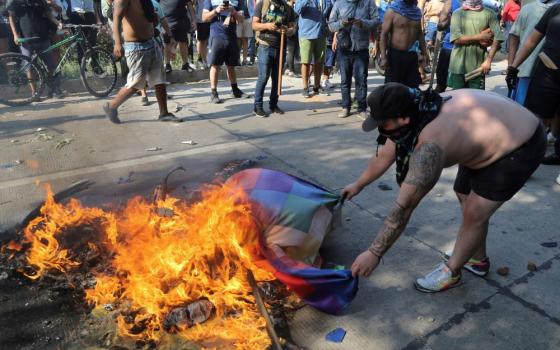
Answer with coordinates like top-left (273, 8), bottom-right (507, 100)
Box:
top-left (1, 0), bottom-right (559, 165)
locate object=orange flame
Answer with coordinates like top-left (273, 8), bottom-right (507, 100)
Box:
top-left (14, 182), bottom-right (274, 348)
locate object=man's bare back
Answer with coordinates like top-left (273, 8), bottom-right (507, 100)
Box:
top-left (385, 9), bottom-right (421, 51)
top-left (120, 0), bottom-right (154, 42)
top-left (420, 89), bottom-right (539, 169)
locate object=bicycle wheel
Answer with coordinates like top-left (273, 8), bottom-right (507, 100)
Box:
top-left (0, 53), bottom-right (45, 106)
top-left (80, 47), bottom-right (117, 97)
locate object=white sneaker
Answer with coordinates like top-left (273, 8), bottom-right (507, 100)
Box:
top-left (556, 173), bottom-right (560, 185)
top-left (322, 79), bottom-right (333, 90)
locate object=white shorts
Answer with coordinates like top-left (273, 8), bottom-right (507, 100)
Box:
top-left (236, 18), bottom-right (253, 39)
top-left (124, 40), bottom-right (166, 90)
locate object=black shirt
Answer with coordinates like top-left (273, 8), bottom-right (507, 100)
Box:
top-left (160, 0), bottom-right (191, 21)
top-left (254, 0), bottom-right (295, 48)
top-left (7, 0), bottom-right (53, 39)
top-left (535, 3), bottom-right (560, 66)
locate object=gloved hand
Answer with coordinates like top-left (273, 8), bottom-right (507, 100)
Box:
top-left (505, 66), bottom-right (519, 91)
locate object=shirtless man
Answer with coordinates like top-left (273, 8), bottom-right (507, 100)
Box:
top-left (342, 83), bottom-right (546, 292)
top-left (380, 0), bottom-right (428, 88)
top-left (103, 0), bottom-right (180, 123)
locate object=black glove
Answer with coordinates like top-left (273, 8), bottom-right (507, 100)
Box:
top-left (505, 66), bottom-right (519, 91)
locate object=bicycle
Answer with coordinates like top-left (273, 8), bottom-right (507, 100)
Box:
top-left (0, 24), bottom-right (117, 106)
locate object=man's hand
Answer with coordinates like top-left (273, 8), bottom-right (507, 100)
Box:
top-left (341, 182), bottom-right (363, 203)
top-left (215, 5), bottom-right (225, 14)
top-left (353, 19), bottom-right (363, 28)
top-left (379, 56), bottom-right (388, 70)
top-left (265, 22), bottom-right (276, 31)
top-left (505, 65), bottom-right (519, 90)
top-left (351, 250), bottom-right (380, 277)
top-left (13, 33), bottom-right (20, 46)
top-left (113, 43), bottom-right (124, 59)
top-left (480, 59), bottom-right (491, 74)
top-left (342, 19), bottom-right (352, 27)
top-left (478, 28), bottom-right (493, 42)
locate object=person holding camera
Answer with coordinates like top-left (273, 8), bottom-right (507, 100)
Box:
top-left (328, 0), bottom-right (378, 119)
top-left (252, 0), bottom-right (296, 117)
top-left (202, 0), bottom-right (248, 103)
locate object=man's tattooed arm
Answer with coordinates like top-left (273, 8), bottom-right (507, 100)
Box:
top-left (369, 142), bottom-right (444, 257)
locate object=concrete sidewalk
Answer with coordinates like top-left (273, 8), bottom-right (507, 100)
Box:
top-left (0, 59), bottom-right (559, 350)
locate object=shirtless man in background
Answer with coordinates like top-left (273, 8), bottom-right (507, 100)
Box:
top-left (380, 0), bottom-right (427, 88)
top-left (343, 83), bottom-right (546, 293)
top-left (103, 0), bottom-right (180, 123)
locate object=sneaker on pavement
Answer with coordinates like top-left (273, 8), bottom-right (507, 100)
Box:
top-left (414, 262), bottom-right (462, 293)
top-left (182, 63), bottom-right (194, 72)
top-left (210, 94), bottom-right (223, 104)
top-left (322, 79), bottom-right (333, 90)
top-left (542, 154), bottom-right (560, 165)
top-left (158, 113), bottom-right (182, 122)
top-left (103, 103), bottom-right (121, 124)
top-left (165, 63), bottom-right (172, 74)
top-left (254, 108), bottom-right (269, 118)
top-left (313, 85), bottom-right (329, 96)
top-left (141, 96), bottom-right (150, 106)
top-left (338, 108), bottom-right (351, 118)
top-left (270, 106), bottom-right (285, 114)
top-left (302, 87), bottom-right (311, 98)
top-left (53, 88), bottom-right (66, 99)
top-left (443, 250), bottom-right (490, 277)
top-left (232, 88), bottom-right (249, 98)
top-left (357, 111), bottom-right (368, 120)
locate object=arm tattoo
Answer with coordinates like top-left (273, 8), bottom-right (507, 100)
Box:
top-left (369, 202), bottom-right (407, 257)
top-left (404, 142), bottom-right (444, 190)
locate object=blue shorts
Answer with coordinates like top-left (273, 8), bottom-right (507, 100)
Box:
top-left (208, 37), bottom-right (240, 67)
top-left (325, 45), bottom-right (336, 68)
top-left (512, 77), bottom-right (530, 105)
top-left (425, 22), bottom-right (437, 43)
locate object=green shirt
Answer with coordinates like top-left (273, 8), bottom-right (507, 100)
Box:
top-left (449, 8), bottom-right (503, 74)
top-left (510, 2), bottom-right (548, 78)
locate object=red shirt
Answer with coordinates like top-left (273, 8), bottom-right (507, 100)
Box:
top-left (502, 0), bottom-right (520, 23)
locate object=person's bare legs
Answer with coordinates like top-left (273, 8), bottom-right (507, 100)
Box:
top-left (447, 192), bottom-right (504, 274)
top-left (226, 65), bottom-right (237, 84)
top-left (313, 62), bottom-right (322, 88)
top-left (455, 192), bottom-right (488, 260)
top-left (154, 84), bottom-right (169, 115)
top-left (109, 87), bottom-right (137, 109)
top-left (165, 42), bottom-right (174, 65)
top-left (197, 39), bottom-right (207, 62)
top-left (178, 42), bottom-right (188, 67)
top-left (241, 38), bottom-right (248, 63)
top-left (210, 65), bottom-right (219, 89)
top-left (301, 63), bottom-right (310, 90)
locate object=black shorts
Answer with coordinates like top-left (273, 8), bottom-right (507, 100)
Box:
top-left (0, 22), bottom-right (9, 39)
top-left (197, 22), bottom-right (210, 41)
top-left (524, 60), bottom-right (560, 119)
top-left (453, 122), bottom-right (546, 202)
top-left (164, 18), bottom-right (189, 43)
top-left (436, 48), bottom-right (451, 89)
top-left (207, 37), bottom-right (240, 67)
top-left (384, 47), bottom-right (421, 88)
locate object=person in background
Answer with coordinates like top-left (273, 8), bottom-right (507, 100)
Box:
top-left (8, 0), bottom-right (62, 98)
top-left (329, 0), bottom-right (378, 119)
top-left (104, 0), bottom-right (180, 123)
top-left (237, 0), bottom-right (252, 64)
top-left (447, 0), bottom-right (502, 90)
top-left (252, 0), bottom-right (296, 117)
top-left (509, 3), bottom-right (560, 166)
top-left (1, 0), bottom-right (11, 54)
top-left (195, 0), bottom-right (210, 68)
top-left (294, 0), bottom-right (332, 98)
top-left (321, 1), bottom-right (335, 90)
top-left (246, 0), bottom-right (256, 64)
top-left (284, 0), bottom-right (299, 76)
top-left (380, 0), bottom-right (428, 88)
top-left (423, 0), bottom-right (445, 48)
top-left (161, 0), bottom-right (196, 73)
top-left (203, 0), bottom-right (249, 103)
top-left (434, 0), bottom-right (460, 92)
top-left (68, 0), bottom-right (103, 63)
top-left (506, 0), bottom-right (555, 105)
top-left (500, 0), bottom-right (520, 54)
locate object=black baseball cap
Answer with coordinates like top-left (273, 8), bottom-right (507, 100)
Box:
top-left (362, 83), bottom-right (416, 132)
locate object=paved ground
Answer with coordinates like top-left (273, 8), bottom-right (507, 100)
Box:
top-left (1, 59), bottom-right (559, 350)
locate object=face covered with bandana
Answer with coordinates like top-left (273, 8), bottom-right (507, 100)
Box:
top-left (363, 83), bottom-right (445, 184)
